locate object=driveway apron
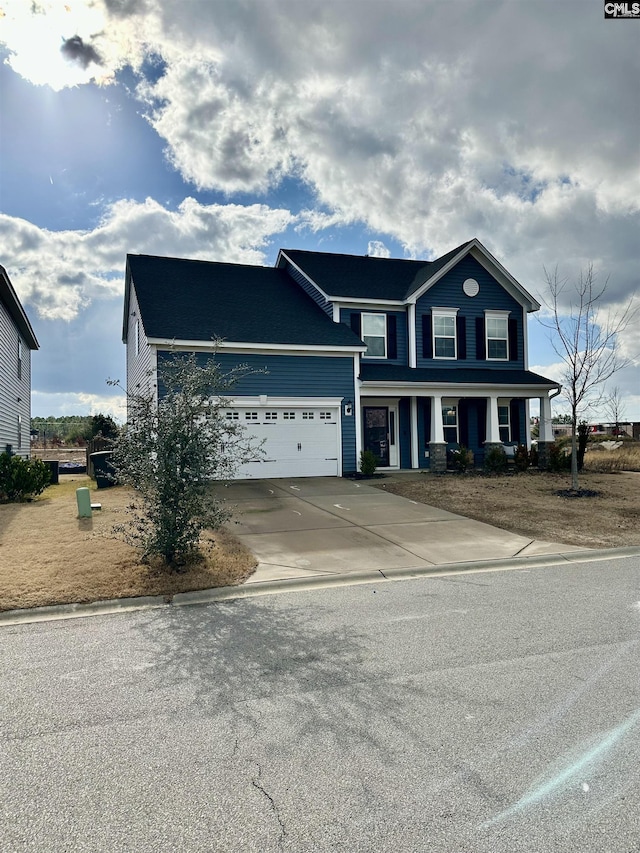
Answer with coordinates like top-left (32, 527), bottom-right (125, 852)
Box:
top-left (212, 478), bottom-right (586, 584)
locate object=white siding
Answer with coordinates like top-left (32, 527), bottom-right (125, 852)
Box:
top-left (0, 298), bottom-right (31, 458)
top-left (125, 285), bottom-right (155, 417)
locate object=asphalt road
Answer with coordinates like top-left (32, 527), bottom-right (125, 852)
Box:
top-left (2, 556), bottom-right (640, 852)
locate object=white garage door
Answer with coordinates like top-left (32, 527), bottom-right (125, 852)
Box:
top-left (225, 405), bottom-right (341, 479)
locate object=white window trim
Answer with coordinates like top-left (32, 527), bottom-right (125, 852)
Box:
top-left (498, 400), bottom-right (511, 443)
top-left (432, 308), bottom-right (458, 360)
top-left (441, 399), bottom-right (459, 444)
top-left (485, 310), bottom-right (510, 362)
top-left (362, 312), bottom-right (387, 360)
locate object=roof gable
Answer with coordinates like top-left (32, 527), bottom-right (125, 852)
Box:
top-left (280, 240), bottom-right (539, 312)
top-left (124, 254), bottom-right (364, 349)
top-left (406, 239), bottom-right (540, 312)
top-left (0, 266), bottom-right (39, 349)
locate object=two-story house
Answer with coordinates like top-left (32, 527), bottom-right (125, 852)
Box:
top-left (1, 266), bottom-right (39, 458)
top-left (123, 239), bottom-right (560, 478)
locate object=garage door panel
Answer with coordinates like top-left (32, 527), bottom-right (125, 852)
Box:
top-left (225, 406), bottom-right (340, 479)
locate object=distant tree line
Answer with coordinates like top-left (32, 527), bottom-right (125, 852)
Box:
top-left (31, 414), bottom-right (119, 447)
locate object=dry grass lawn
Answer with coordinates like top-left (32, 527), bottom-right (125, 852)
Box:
top-left (378, 464), bottom-right (640, 550)
top-left (0, 476), bottom-right (256, 613)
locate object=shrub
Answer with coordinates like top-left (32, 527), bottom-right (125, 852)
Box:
top-left (484, 446), bottom-right (507, 475)
top-left (529, 444), bottom-right (539, 468)
top-left (547, 442), bottom-right (571, 472)
top-left (449, 445), bottom-right (474, 472)
top-left (359, 449), bottom-right (378, 476)
top-left (109, 352), bottom-right (261, 568)
top-left (513, 444), bottom-right (529, 472)
top-left (0, 453), bottom-right (51, 502)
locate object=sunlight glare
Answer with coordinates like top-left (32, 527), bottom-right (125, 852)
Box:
top-left (0, 0), bottom-right (110, 90)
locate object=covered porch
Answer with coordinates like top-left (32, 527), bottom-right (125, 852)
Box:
top-left (357, 381), bottom-right (561, 472)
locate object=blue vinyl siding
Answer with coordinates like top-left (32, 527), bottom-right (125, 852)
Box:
top-left (340, 308), bottom-right (408, 366)
top-left (416, 256), bottom-right (525, 370)
top-left (282, 260), bottom-right (333, 317)
top-left (157, 350), bottom-right (358, 473)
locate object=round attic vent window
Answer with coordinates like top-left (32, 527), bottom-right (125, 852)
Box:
top-left (463, 278), bottom-right (480, 297)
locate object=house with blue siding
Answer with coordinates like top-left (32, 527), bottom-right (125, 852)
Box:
top-left (1, 266), bottom-right (39, 459)
top-left (123, 240), bottom-right (560, 478)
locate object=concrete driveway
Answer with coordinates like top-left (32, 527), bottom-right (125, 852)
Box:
top-left (212, 477), bottom-right (586, 584)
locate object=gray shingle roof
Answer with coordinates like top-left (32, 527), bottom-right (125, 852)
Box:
top-left (126, 254), bottom-right (363, 348)
top-left (281, 241), bottom-right (473, 301)
top-left (0, 266), bottom-right (39, 349)
top-left (360, 364), bottom-right (559, 387)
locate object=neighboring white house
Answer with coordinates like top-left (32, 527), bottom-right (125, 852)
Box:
top-left (0, 266), bottom-right (39, 458)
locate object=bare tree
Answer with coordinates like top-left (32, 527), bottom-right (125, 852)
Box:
top-left (539, 265), bottom-right (636, 490)
top-left (603, 385), bottom-right (627, 435)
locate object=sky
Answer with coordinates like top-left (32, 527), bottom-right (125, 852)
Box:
top-left (0, 0), bottom-right (638, 423)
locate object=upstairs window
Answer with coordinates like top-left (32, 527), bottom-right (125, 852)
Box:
top-left (17, 339), bottom-right (22, 380)
top-left (432, 310), bottom-right (457, 359)
top-left (362, 313), bottom-right (387, 358)
top-left (486, 313), bottom-right (509, 360)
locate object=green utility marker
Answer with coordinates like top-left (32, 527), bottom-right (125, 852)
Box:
top-left (76, 487), bottom-right (93, 518)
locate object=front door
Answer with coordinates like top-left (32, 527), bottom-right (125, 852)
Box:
top-left (364, 406), bottom-right (390, 466)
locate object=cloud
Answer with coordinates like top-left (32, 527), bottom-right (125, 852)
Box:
top-left (0, 198), bottom-right (294, 321)
top-left (367, 241), bottom-right (390, 258)
top-left (31, 390), bottom-right (127, 422)
top-left (1, 0), bottom-right (638, 415)
top-left (60, 35), bottom-right (103, 69)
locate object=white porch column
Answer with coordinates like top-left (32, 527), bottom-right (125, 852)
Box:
top-left (539, 393), bottom-right (554, 442)
top-left (430, 395), bottom-right (444, 443)
top-left (408, 303), bottom-right (417, 368)
top-left (410, 396), bottom-right (419, 468)
top-left (486, 395), bottom-right (501, 444)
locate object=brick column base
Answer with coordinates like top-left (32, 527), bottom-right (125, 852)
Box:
top-left (429, 442), bottom-right (447, 473)
top-left (483, 442), bottom-right (503, 455)
top-left (536, 441), bottom-right (554, 470)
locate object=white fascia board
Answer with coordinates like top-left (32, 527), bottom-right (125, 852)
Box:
top-left (278, 252), bottom-right (333, 304)
top-left (223, 396), bottom-right (344, 407)
top-left (360, 381), bottom-right (560, 397)
top-left (406, 238), bottom-right (540, 312)
top-left (148, 339), bottom-right (366, 355)
top-left (331, 297), bottom-right (406, 308)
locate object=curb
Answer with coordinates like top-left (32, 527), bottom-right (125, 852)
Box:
top-left (1, 546), bottom-right (639, 627)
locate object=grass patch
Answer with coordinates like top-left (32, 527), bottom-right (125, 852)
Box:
top-left (583, 444), bottom-right (640, 473)
top-left (0, 477), bottom-right (256, 613)
top-left (377, 469), bottom-right (640, 550)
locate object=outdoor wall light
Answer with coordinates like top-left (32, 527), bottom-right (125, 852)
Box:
top-left (344, 400), bottom-right (353, 416)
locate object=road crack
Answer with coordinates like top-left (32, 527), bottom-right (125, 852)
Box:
top-left (252, 763), bottom-right (287, 845)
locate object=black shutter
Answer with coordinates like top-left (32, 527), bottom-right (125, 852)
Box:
top-left (508, 318), bottom-right (518, 361)
top-left (350, 312), bottom-right (361, 337)
top-left (510, 399), bottom-right (522, 444)
top-left (387, 315), bottom-right (397, 359)
top-left (456, 316), bottom-right (467, 360)
top-left (422, 315), bottom-right (432, 359)
top-left (476, 317), bottom-right (485, 360)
